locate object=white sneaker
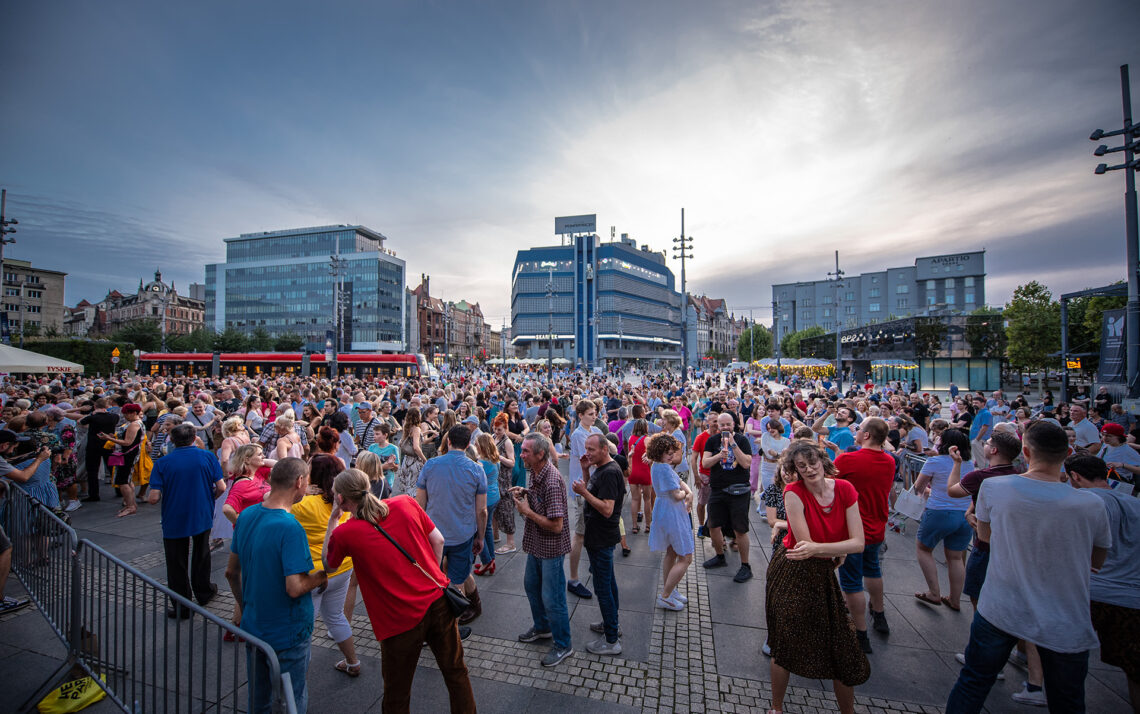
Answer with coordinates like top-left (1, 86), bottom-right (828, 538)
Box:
top-left (1011, 682), bottom-right (1046, 706)
top-left (665, 591), bottom-right (688, 605)
top-left (65, 500), bottom-right (82, 512)
top-left (954, 653), bottom-right (1003, 679)
top-left (585, 638), bottom-right (622, 656)
top-left (656, 595), bottom-right (683, 611)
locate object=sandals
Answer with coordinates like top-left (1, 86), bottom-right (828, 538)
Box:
top-left (116, 508), bottom-right (137, 518)
top-left (632, 525), bottom-right (640, 534)
top-left (914, 592), bottom-right (942, 607)
top-left (941, 595), bottom-right (961, 612)
top-left (494, 545), bottom-right (516, 555)
top-left (335, 659), bottom-right (361, 677)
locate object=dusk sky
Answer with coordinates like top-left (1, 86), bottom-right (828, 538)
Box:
top-left (2, 0), bottom-right (1137, 327)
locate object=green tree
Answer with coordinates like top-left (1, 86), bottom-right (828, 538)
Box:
top-left (111, 320), bottom-right (162, 352)
top-left (1065, 285), bottom-right (1127, 375)
top-left (913, 318), bottom-right (948, 359)
top-left (250, 327), bottom-right (274, 351)
top-left (1004, 281), bottom-right (1061, 394)
top-left (780, 326), bottom-right (826, 358)
top-left (273, 332), bottom-right (305, 351)
top-left (166, 328), bottom-right (215, 353)
top-left (736, 324), bottom-right (774, 362)
top-left (964, 307), bottom-right (1007, 358)
top-left (213, 328), bottom-right (250, 352)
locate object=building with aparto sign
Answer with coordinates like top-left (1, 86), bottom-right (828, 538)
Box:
top-left (771, 251), bottom-right (986, 340)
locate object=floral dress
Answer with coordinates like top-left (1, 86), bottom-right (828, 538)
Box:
top-left (393, 427), bottom-right (424, 497)
top-left (52, 423), bottom-right (78, 490)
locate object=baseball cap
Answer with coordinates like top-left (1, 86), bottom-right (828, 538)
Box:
top-left (0, 429), bottom-right (18, 445)
top-left (1103, 423), bottom-right (1126, 438)
top-left (358, 401), bottom-right (373, 410)
top-left (463, 415), bottom-right (479, 424)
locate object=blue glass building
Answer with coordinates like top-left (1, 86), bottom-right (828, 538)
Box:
top-left (205, 225), bottom-right (406, 352)
top-left (511, 233), bottom-right (683, 367)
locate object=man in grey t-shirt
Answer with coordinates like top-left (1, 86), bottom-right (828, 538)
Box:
top-left (947, 421), bottom-right (1111, 714)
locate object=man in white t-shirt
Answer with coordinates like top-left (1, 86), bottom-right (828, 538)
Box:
top-left (1069, 405), bottom-right (1101, 452)
top-left (566, 399), bottom-right (602, 600)
top-left (946, 421), bottom-right (1111, 714)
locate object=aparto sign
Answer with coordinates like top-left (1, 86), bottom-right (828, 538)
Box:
top-left (554, 214), bottom-right (596, 235)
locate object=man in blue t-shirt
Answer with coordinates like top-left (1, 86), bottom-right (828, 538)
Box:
top-left (969, 395), bottom-right (993, 469)
top-left (226, 458), bottom-right (327, 714)
top-left (417, 425), bottom-right (488, 630)
top-left (813, 406), bottom-right (856, 459)
top-left (147, 425), bottom-right (225, 613)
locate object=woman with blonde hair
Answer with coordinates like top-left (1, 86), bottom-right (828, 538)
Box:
top-left (217, 416), bottom-right (249, 478)
top-left (490, 413), bottom-right (518, 555)
top-left (393, 407), bottom-right (426, 496)
top-left (354, 450), bottom-right (392, 500)
top-left (322, 469), bottom-right (476, 712)
top-left (273, 414), bottom-right (303, 460)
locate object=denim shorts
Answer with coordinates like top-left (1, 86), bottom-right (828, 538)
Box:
top-left (838, 541), bottom-right (884, 593)
top-left (963, 545), bottom-right (990, 600)
top-left (916, 509), bottom-right (973, 551)
top-left (442, 536), bottom-right (475, 586)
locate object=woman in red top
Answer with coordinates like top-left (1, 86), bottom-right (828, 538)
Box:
top-left (323, 469), bottom-right (476, 714)
top-left (627, 419), bottom-right (654, 534)
top-left (765, 440), bottom-right (869, 714)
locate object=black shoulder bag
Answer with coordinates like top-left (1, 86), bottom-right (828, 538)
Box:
top-left (368, 521), bottom-right (471, 619)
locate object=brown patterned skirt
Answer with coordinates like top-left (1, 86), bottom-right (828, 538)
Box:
top-left (765, 545), bottom-right (870, 686)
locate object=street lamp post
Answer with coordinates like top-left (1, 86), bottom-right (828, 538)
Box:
top-left (545, 269), bottom-right (556, 379)
top-left (773, 299), bottom-right (782, 381)
top-left (828, 251), bottom-right (845, 393)
top-left (1, 190), bottom-right (18, 346)
top-left (672, 208), bottom-right (694, 376)
top-left (1090, 64), bottom-right (1140, 398)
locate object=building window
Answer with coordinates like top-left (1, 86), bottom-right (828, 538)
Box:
top-left (869, 288), bottom-right (880, 297)
top-left (896, 285), bottom-right (909, 294)
top-left (944, 278), bottom-right (954, 289)
top-left (965, 291), bottom-right (975, 304)
top-left (964, 277), bottom-right (975, 287)
top-left (869, 302), bottom-right (881, 312)
top-left (957, 265), bottom-right (965, 271)
top-left (897, 298), bottom-right (908, 308)
top-left (3, 288), bottom-right (17, 297)
top-left (926, 280), bottom-right (936, 290)
top-left (26, 276), bottom-right (40, 284)
top-left (823, 308), bottom-right (832, 317)
top-left (871, 276), bottom-right (879, 283)
top-left (845, 306), bottom-right (856, 315)
top-left (822, 295), bottom-right (833, 304)
top-left (845, 291), bottom-right (854, 301)
top-left (3, 273), bottom-right (16, 282)
top-left (946, 292), bottom-right (956, 305)
top-left (26, 290), bottom-right (42, 299)
top-left (927, 295), bottom-right (937, 306)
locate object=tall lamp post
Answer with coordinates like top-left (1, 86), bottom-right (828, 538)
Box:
top-left (828, 251), bottom-right (845, 393)
top-left (1090, 63), bottom-right (1140, 398)
top-left (546, 269), bottom-right (555, 379)
top-left (672, 208), bottom-right (693, 377)
top-left (1, 190), bottom-right (18, 346)
top-left (773, 299), bottom-right (782, 381)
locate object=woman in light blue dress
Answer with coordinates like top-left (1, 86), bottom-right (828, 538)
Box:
top-left (648, 433), bottom-right (695, 612)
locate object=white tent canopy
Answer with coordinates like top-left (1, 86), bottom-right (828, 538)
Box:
top-left (0, 344), bottom-right (84, 374)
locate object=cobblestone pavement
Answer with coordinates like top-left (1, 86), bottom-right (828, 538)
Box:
top-left (3, 478), bottom-right (1132, 713)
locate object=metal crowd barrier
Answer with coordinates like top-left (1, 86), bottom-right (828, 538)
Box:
top-left (899, 451), bottom-right (928, 490)
top-left (2, 484), bottom-right (297, 714)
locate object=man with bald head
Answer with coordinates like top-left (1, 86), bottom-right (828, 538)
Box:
top-left (702, 412), bottom-right (753, 583)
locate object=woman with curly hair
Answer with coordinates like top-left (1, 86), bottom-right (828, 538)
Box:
top-left (766, 439), bottom-right (868, 714)
top-left (393, 407), bottom-right (426, 496)
top-left (647, 433), bottom-right (694, 611)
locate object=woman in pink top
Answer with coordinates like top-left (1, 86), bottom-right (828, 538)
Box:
top-left (765, 440), bottom-right (868, 714)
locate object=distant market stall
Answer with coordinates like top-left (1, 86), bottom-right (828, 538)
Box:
top-left (0, 344), bottom-right (85, 374)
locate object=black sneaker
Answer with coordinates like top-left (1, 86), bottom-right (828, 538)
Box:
top-left (856, 630), bottom-right (873, 654)
top-left (697, 525), bottom-right (709, 539)
top-left (567, 581), bottom-right (593, 599)
top-left (870, 608), bottom-right (890, 635)
top-left (517, 627), bottom-right (553, 643)
top-left (459, 626), bottom-right (472, 640)
top-left (733, 564), bottom-right (753, 583)
top-left (702, 554), bottom-right (727, 569)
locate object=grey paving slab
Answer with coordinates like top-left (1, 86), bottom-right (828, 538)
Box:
top-left (884, 592), bottom-right (973, 654)
top-left (705, 567), bottom-right (766, 627)
top-left (528, 686), bottom-right (642, 713)
top-left (569, 601), bottom-right (653, 662)
top-left (711, 622), bottom-right (825, 691)
top-left (859, 642), bottom-right (960, 705)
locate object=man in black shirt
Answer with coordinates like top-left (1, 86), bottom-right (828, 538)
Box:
top-left (77, 399), bottom-right (119, 502)
top-left (572, 434), bottom-right (624, 655)
top-left (702, 412), bottom-right (753, 582)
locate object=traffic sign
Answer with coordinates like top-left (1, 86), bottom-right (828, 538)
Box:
top-left (111, 356), bottom-right (120, 364)
top-left (111, 347), bottom-right (121, 358)
top-left (1066, 358), bottom-right (1081, 369)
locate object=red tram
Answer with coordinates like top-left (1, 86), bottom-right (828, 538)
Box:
top-left (137, 352), bottom-right (429, 379)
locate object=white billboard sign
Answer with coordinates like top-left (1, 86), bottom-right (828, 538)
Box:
top-left (555, 214), bottom-right (596, 235)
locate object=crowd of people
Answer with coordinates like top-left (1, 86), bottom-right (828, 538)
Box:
top-left (0, 366), bottom-right (1136, 714)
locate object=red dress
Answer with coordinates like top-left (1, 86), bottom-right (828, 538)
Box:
top-left (628, 435), bottom-right (651, 485)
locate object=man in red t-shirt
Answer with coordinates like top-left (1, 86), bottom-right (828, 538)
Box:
top-left (690, 413), bottom-right (719, 538)
top-left (834, 417), bottom-right (896, 653)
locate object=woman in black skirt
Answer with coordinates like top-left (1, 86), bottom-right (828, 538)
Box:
top-left (766, 440), bottom-right (869, 714)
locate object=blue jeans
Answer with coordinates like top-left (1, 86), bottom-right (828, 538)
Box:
top-left (247, 640), bottom-right (310, 714)
top-left (442, 536), bottom-right (474, 586)
top-left (946, 612), bottom-right (1089, 714)
top-left (523, 553), bottom-right (571, 650)
top-left (479, 504), bottom-right (497, 566)
top-left (587, 545), bottom-right (620, 643)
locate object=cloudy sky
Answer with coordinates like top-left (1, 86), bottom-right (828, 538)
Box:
top-left (2, 0), bottom-right (1137, 326)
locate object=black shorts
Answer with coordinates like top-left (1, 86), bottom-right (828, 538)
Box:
top-left (707, 488), bottom-right (750, 534)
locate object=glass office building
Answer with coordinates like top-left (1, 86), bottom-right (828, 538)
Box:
top-left (511, 233), bottom-right (683, 367)
top-left (205, 225), bottom-right (406, 352)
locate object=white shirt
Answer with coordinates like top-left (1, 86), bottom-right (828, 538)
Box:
top-left (568, 424), bottom-right (602, 491)
top-left (1071, 418), bottom-right (1101, 448)
top-left (976, 475), bottom-right (1111, 653)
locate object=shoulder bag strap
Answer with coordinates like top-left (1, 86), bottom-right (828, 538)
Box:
top-left (368, 520), bottom-right (445, 591)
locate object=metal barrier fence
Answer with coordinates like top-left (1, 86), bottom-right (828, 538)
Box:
top-left (2, 484), bottom-right (297, 714)
top-left (887, 451), bottom-right (929, 534)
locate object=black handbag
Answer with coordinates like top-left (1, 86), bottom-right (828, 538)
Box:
top-left (368, 521), bottom-right (471, 619)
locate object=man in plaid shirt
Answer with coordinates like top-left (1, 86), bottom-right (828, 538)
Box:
top-left (512, 432), bottom-right (573, 667)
